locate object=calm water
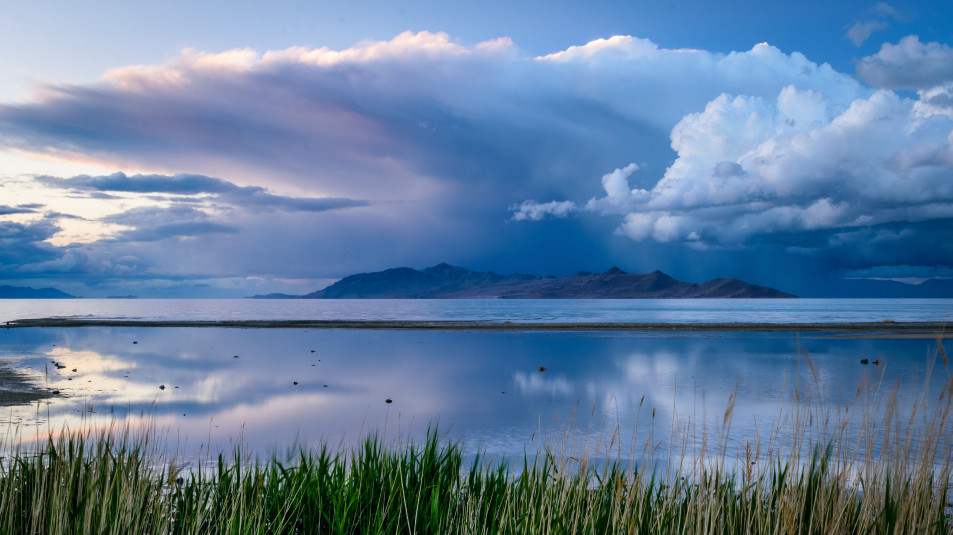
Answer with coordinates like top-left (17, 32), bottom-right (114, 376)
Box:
top-left (0, 325), bottom-right (948, 465)
top-left (2, 297), bottom-right (953, 324)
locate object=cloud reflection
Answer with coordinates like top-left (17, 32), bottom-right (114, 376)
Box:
top-left (0, 328), bottom-right (946, 463)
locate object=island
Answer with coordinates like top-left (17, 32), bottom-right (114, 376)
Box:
top-left (251, 263), bottom-right (795, 299)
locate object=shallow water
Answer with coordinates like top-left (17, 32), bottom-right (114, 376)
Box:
top-left (0, 326), bottom-right (948, 464)
top-left (3, 297), bottom-right (953, 324)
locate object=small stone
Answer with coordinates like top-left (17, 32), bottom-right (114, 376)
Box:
top-left (293, 381), bottom-right (298, 385)
top-left (133, 341), bottom-right (137, 344)
top-left (71, 368), bottom-right (77, 372)
top-left (310, 350), bottom-right (315, 353)
top-left (159, 385), bottom-right (165, 390)
top-left (385, 398), bottom-right (392, 404)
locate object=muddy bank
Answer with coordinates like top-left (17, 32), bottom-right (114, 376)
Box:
top-left (0, 365), bottom-right (58, 406)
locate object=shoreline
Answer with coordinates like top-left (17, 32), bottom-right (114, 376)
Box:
top-left (5, 318), bottom-right (950, 339)
top-left (0, 365), bottom-right (57, 406)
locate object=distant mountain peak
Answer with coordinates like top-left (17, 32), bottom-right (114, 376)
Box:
top-left (421, 263), bottom-right (461, 275)
top-left (425, 262), bottom-right (458, 272)
top-left (250, 263), bottom-right (796, 299)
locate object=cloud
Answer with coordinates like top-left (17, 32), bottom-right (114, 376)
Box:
top-left (39, 172), bottom-right (237, 194)
top-left (917, 83), bottom-right (953, 118)
top-left (39, 172), bottom-right (368, 213)
top-left (562, 85), bottom-right (953, 266)
top-left (875, 2), bottom-right (900, 18)
top-left (845, 2), bottom-right (901, 47)
top-left (3, 176), bottom-right (485, 294)
top-left (0, 218), bottom-right (65, 276)
top-left (221, 189), bottom-right (368, 213)
top-left (847, 2), bottom-right (903, 47)
top-left (0, 32), bottom-right (864, 206)
top-left (857, 36), bottom-right (953, 89)
top-left (510, 200), bottom-right (576, 221)
top-left (0, 204), bottom-right (40, 215)
top-left (846, 20), bottom-right (888, 47)
top-left (102, 205), bottom-right (238, 242)
top-left (3, 32), bottom-right (953, 294)
top-left (586, 163), bottom-right (643, 213)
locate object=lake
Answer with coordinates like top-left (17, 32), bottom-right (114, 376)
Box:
top-left (1, 298), bottom-right (950, 466)
top-left (3, 297), bottom-right (953, 324)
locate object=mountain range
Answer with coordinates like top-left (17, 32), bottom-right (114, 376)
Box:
top-left (252, 263), bottom-right (796, 299)
top-left (0, 285), bottom-right (75, 299)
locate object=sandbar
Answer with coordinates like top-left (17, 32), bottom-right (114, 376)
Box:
top-left (4, 318), bottom-right (951, 339)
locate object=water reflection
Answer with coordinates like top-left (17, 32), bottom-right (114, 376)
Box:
top-left (0, 327), bottom-right (948, 464)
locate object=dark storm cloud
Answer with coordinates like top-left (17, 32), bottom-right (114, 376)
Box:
top-left (1, 32), bottom-right (952, 294)
top-left (38, 172), bottom-right (237, 194)
top-left (0, 204), bottom-right (39, 215)
top-left (102, 205), bottom-right (238, 242)
top-left (0, 218), bottom-right (65, 275)
top-left (39, 172), bottom-right (369, 213)
top-left (113, 221), bottom-right (238, 243)
top-left (223, 190), bottom-right (368, 212)
top-left (0, 33), bottom-right (865, 202)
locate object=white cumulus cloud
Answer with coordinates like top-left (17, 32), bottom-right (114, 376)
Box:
top-left (510, 200), bottom-right (577, 221)
top-left (579, 85), bottom-right (953, 252)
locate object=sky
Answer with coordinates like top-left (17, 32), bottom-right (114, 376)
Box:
top-left (1, 0), bottom-right (952, 298)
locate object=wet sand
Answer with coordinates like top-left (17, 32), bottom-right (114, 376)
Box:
top-left (5, 318), bottom-right (951, 339)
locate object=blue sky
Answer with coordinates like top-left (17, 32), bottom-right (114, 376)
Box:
top-left (1, 0), bottom-right (952, 297)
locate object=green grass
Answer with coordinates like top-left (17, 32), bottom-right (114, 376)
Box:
top-left (1, 351), bottom-right (951, 534)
